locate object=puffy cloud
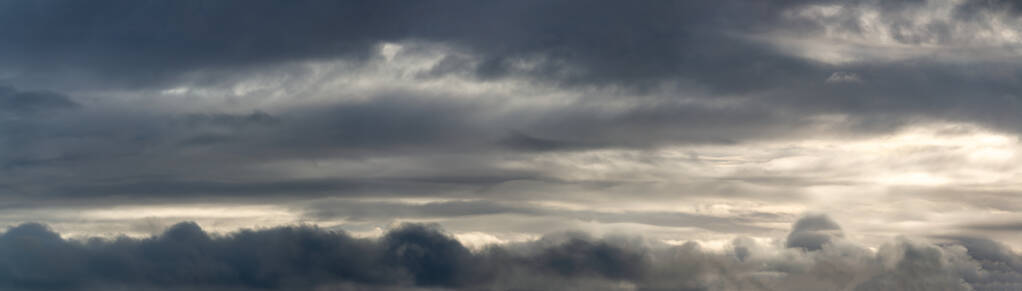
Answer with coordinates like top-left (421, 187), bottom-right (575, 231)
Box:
top-left (786, 214), bottom-right (845, 251)
top-left (0, 216), bottom-right (1019, 290)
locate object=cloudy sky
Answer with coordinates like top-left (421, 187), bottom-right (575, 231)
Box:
top-left (3, 0), bottom-right (1022, 290)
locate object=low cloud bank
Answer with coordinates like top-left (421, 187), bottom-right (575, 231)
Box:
top-left (0, 216), bottom-right (1019, 290)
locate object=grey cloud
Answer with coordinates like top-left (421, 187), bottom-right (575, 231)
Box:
top-left (0, 90), bottom-right (829, 205)
top-left (301, 200), bottom-right (538, 221)
top-left (3, 0), bottom-right (1020, 138)
top-left (282, 96), bottom-right (485, 152)
top-left (960, 221), bottom-right (1022, 232)
top-left (528, 235), bottom-right (649, 281)
top-left (732, 237), bottom-right (756, 262)
top-left (786, 214), bottom-right (844, 251)
top-left (942, 236), bottom-right (1022, 290)
top-left (497, 131), bottom-right (593, 152)
top-left (0, 221), bottom-right (653, 290)
top-left (179, 111), bottom-right (280, 129)
top-left (893, 188), bottom-right (1022, 212)
top-left (0, 4), bottom-right (1021, 290)
top-left (0, 95), bottom-right (506, 200)
top-left (0, 86), bottom-right (78, 115)
top-left (938, 236), bottom-right (1022, 271)
top-left (2, 217), bottom-right (1022, 290)
top-left (43, 176), bottom-right (533, 204)
top-left (301, 200), bottom-right (779, 233)
top-left (2, 0), bottom-right (1020, 183)
top-left (0, 0), bottom-right (850, 92)
top-left (954, 0), bottom-right (1022, 19)
top-left (59, 179), bottom-right (383, 199)
top-left (0, 1), bottom-right (400, 89)
top-left (855, 240), bottom-right (972, 291)
top-left (2, 95), bottom-right (486, 167)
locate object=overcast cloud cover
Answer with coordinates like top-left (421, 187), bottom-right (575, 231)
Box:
top-left (3, 0), bottom-right (1022, 290)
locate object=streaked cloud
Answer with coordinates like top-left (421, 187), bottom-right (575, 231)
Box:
top-left (1, 0), bottom-right (1021, 289)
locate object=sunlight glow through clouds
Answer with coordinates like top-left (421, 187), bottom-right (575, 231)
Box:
top-left (8, 1), bottom-right (1022, 289)
top-left (4, 121), bottom-right (1016, 248)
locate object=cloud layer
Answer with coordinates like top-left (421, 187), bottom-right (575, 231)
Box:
top-left (1, 1), bottom-right (1022, 289)
top-left (1, 216), bottom-right (1020, 291)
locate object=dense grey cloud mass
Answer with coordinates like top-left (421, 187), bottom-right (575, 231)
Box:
top-left (1, 217), bottom-right (1021, 291)
top-left (2, 0), bottom-right (1022, 289)
top-left (0, 0), bottom-right (792, 88)
top-left (786, 214), bottom-right (844, 250)
top-left (0, 86), bottom-right (78, 115)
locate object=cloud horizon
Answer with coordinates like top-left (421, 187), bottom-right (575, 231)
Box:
top-left (2, 0), bottom-right (1022, 289)
top-left (2, 215), bottom-right (1018, 291)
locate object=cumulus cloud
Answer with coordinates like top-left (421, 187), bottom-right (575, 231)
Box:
top-left (0, 217), bottom-right (1019, 291)
top-left (786, 214), bottom-right (845, 251)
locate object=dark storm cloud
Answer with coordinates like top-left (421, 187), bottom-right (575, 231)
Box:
top-left (3, 217), bottom-right (1022, 291)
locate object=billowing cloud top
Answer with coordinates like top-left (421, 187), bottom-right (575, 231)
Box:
top-left (1, 217), bottom-right (1020, 291)
top-left (2, 0), bottom-right (1022, 290)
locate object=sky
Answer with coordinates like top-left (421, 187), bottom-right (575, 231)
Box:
top-left (2, 0), bottom-right (1022, 290)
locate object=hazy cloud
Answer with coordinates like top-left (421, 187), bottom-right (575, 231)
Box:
top-left (0, 86), bottom-right (78, 115)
